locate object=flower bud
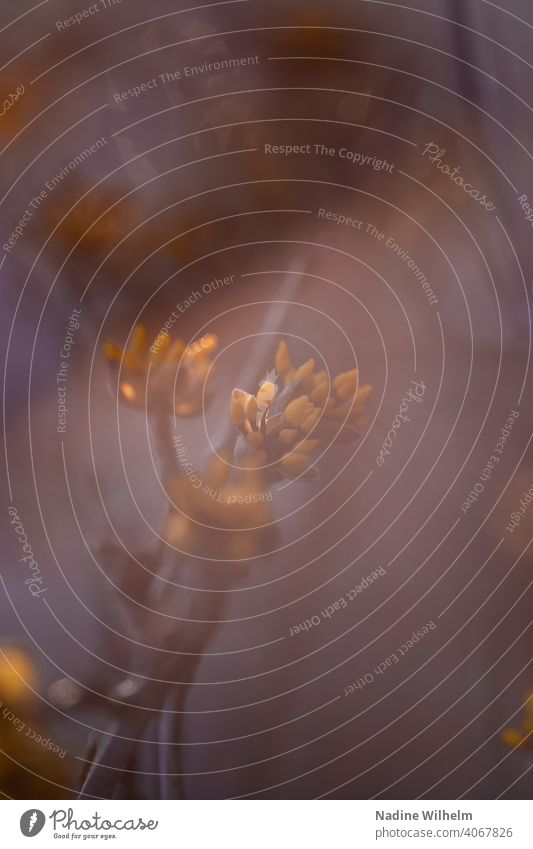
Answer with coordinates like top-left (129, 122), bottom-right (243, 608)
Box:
top-left (131, 324), bottom-right (148, 355)
top-left (354, 384), bottom-right (373, 406)
top-left (334, 369), bottom-right (358, 401)
top-left (166, 339), bottom-right (186, 363)
top-left (284, 395), bottom-right (313, 427)
top-left (186, 333), bottom-right (218, 359)
top-left (230, 388), bottom-right (250, 426)
top-left (120, 381), bottom-right (137, 403)
top-left (104, 340), bottom-right (122, 363)
top-left (294, 439), bottom-right (320, 454)
top-left (275, 340), bottom-right (291, 374)
top-left (301, 407), bottom-right (321, 433)
top-left (293, 358), bottom-right (316, 384)
top-left (279, 428), bottom-right (299, 445)
top-left (246, 394), bottom-right (258, 421)
top-left (257, 381), bottom-right (277, 407)
top-left (310, 382), bottom-right (329, 404)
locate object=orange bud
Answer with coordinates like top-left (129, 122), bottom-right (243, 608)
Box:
top-left (284, 395), bottom-right (313, 427)
top-left (293, 358), bottom-right (315, 384)
top-left (310, 382), bottom-right (329, 404)
top-left (230, 389), bottom-right (249, 426)
top-left (279, 428), bottom-right (299, 445)
top-left (294, 439), bottom-right (320, 454)
top-left (104, 340), bottom-right (122, 363)
top-left (300, 408), bottom-right (321, 433)
top-left (275, 340), bottom-right (291, 374)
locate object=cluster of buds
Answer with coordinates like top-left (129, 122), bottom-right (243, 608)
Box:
top-left (502, 692), bottom-right (533, 750)
top-left (103, 332), bottom-right (371, 557)
top-left (230, 340), bottom-right (372, 480)
top-left (105, 324), bottom-right (218, 415)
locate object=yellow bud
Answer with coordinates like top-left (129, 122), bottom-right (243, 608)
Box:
top-left (334, 369), bottom-right (358, 401)
top-left (230, 389), bottom-right (249, 426)
top-left (257, 381), bottom-right (277, 406)
top-left (279, 428), bottom-right (299, 445)
top-left (104, 340), bottom-right (122, 363)
top-left (120, 381), bottom-right (137, 402)
top-left (284, 395), bottom-right (313, 427)
top-left (122, 351), bottom-right (142, 371)
top-left (301, 407), bottom-right (321, 433)
top-left (354, 384), bottom-right (373, 405)
top-left (130, 324), bottom-right (148, 356)
top-left (333, 369), bottom-right (358, 391)
top-left (301, 375), bottom-right (318, 395)
top-left (246, 395), bottom-right (258, 421)
top-left (294, 439), bottom-right (320, 454)
top-left (247, 431), bottom-right (264, 448)
top-left (200, 333), bottom-right (218, 354)
top-left (275, 340), bottom-right (291, 373)
top-left (310, 382), bottom-right (329, 404)
top-left (327, 391), bottom-right (371, 421)
top-left (186, 333), bottom-right (217, 359)
top-left (336, 384), bottom-right (355, 403)
top-left (175, 400), bottom-right (200, 417)
top-left (166, 339), bottom-right (186, 363)
top-left (293, 358), bottom-right (316, 384)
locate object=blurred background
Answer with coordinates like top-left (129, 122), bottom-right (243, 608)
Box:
top-left (1, 0), bottom-right (532, 799)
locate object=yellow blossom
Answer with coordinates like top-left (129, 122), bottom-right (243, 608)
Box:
top-left (105, 324), bottom-right (217, 415)
top-left (229, 339), bottom-right (372, 480)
